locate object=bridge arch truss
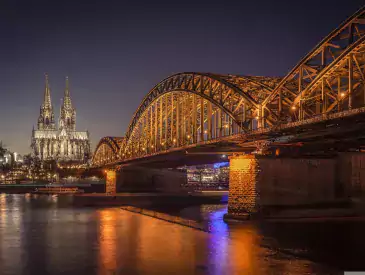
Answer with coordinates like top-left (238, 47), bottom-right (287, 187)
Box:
top-left (92, 6), bottom-right (365, 166)
top-left (263, 6), bottom-right (365, 121)
top-left (92, 137), bottom-right (123, 166)
top-left (119, 73), bottom-right (280, 160)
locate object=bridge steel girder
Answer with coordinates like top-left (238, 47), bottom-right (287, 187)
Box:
top-left (92, 136), bottom-right (123, 167)
top-left (118, 73), bottom-right (278, 161)
top-left (263, 6), bottom-right (365, 122)
top-left (91, 6), bottom-right (365, 168)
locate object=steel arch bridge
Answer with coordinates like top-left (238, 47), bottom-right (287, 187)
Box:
top-left (92, 6), bottom-right (365, 167)
top-left (92, 137), bottom-right (123, 165)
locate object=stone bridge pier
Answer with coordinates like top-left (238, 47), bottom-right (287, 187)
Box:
top-left (225, 153), bottom-right (365, 220)
top-left (105, 166), bottom-right (187, 194)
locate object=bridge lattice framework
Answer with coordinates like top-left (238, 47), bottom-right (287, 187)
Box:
top-left (92, 7), bottom-right (365, 167)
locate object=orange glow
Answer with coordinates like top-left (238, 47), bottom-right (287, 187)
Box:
top-left (98, 210), bottom-right (117, 274)
top-left (228, 154), bottom-right (258, 215)
top-left (105, 170), bottom-right (116, 194)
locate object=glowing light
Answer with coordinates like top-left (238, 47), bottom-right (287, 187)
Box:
top-left (222, 154), bottom-right (226, 158)
top-left (204, 130), bottom-right (208, 134)
top-left (213, 162), bottom-right (229, 168)
top-left (187, 135), bottom-right (191, 139)
top-left (173, 138), bottom-right (177, 143)
top-left (291, 106), bottom-right (296, 110)
top-left (255, 116), bottom-right (259, 120)
top-left (151, 145), bottom-right (154, 148)
top-left (341, 92), bottom-right (345, 97)
top-left (224, 124), bottom-right (229, 128)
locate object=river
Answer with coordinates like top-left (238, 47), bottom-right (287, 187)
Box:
top-left (0, 193), bottom-right (364, 274)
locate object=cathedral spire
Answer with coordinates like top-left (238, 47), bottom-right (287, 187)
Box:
top-left (37, 73), bottom-right (55, 130)
top-left (43, 73), bottom-right (52, 107)
top-left (59, 76), bottom-right (76, 131)
top-left (63, 76), bottom-right (72, 109)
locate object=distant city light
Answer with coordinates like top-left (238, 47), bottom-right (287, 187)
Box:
top-left (213, 162), bottom-right (229, 169)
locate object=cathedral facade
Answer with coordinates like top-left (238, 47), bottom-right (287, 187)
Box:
top-left (31, 75), bottom-right (91, 163)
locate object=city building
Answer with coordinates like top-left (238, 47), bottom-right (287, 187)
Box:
top-left (182, 162), bottom-right (229, 191)
top-left (31, 75), bottom-right (91, 163)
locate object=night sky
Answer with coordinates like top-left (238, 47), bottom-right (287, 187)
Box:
top-left (1, 0), bottom-right (364, 154)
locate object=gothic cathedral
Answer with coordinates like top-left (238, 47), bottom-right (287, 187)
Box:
top-left (31, 74), bottom-right (91, 163)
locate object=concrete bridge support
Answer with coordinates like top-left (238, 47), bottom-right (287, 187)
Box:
top-left (105, 167), bottom-right (187, 193)
top-left (105, 170), bottom-right (117, 194)
top-left (225, 153), bottom-right (365, 220)
top-left (225, 154), bottom-right (260, 219)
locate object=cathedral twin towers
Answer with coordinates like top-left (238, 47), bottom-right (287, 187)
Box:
top-left (31, 74), bottom-right (91, 162)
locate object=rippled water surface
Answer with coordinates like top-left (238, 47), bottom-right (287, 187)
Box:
top-left (0, 194), bottom-right (363, 274)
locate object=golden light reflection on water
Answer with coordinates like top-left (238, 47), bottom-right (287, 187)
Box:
top-left (227, 225), bottom-right (260, 274)
top-left (95, 207), bottom-right (328, 275)
top-left (0, 195), bottom-right (340, 275)
top-left (98, 209), bottom-right (117, 274)
top-left (224, 223), bottom-right (330, 275)
top-left (0, 193), bottom-right (6, 220)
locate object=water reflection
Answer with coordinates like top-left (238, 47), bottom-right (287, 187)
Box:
top-left (98, 209), bottom-right (117, 274)
top-left (0, 194), bottom-right (343, 274)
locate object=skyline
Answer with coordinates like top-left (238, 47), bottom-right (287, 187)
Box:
top-left (1, 0), bottom-right (364, 154)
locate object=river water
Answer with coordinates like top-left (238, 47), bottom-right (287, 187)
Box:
top-left (0, 193), bottom-right (364, 274)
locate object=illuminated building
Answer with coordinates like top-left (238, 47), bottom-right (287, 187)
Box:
top-left (31, 74), bottom-right (91, 163)
top-left (184, 162), bottom-right (229, 191)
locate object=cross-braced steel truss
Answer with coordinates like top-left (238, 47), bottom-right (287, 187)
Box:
top-left (92, 137), bottom-right (123, 165)
top-left (92, 6), bottom-right (365, 166)
top-left (263, 6), bottom-right (365, 121)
